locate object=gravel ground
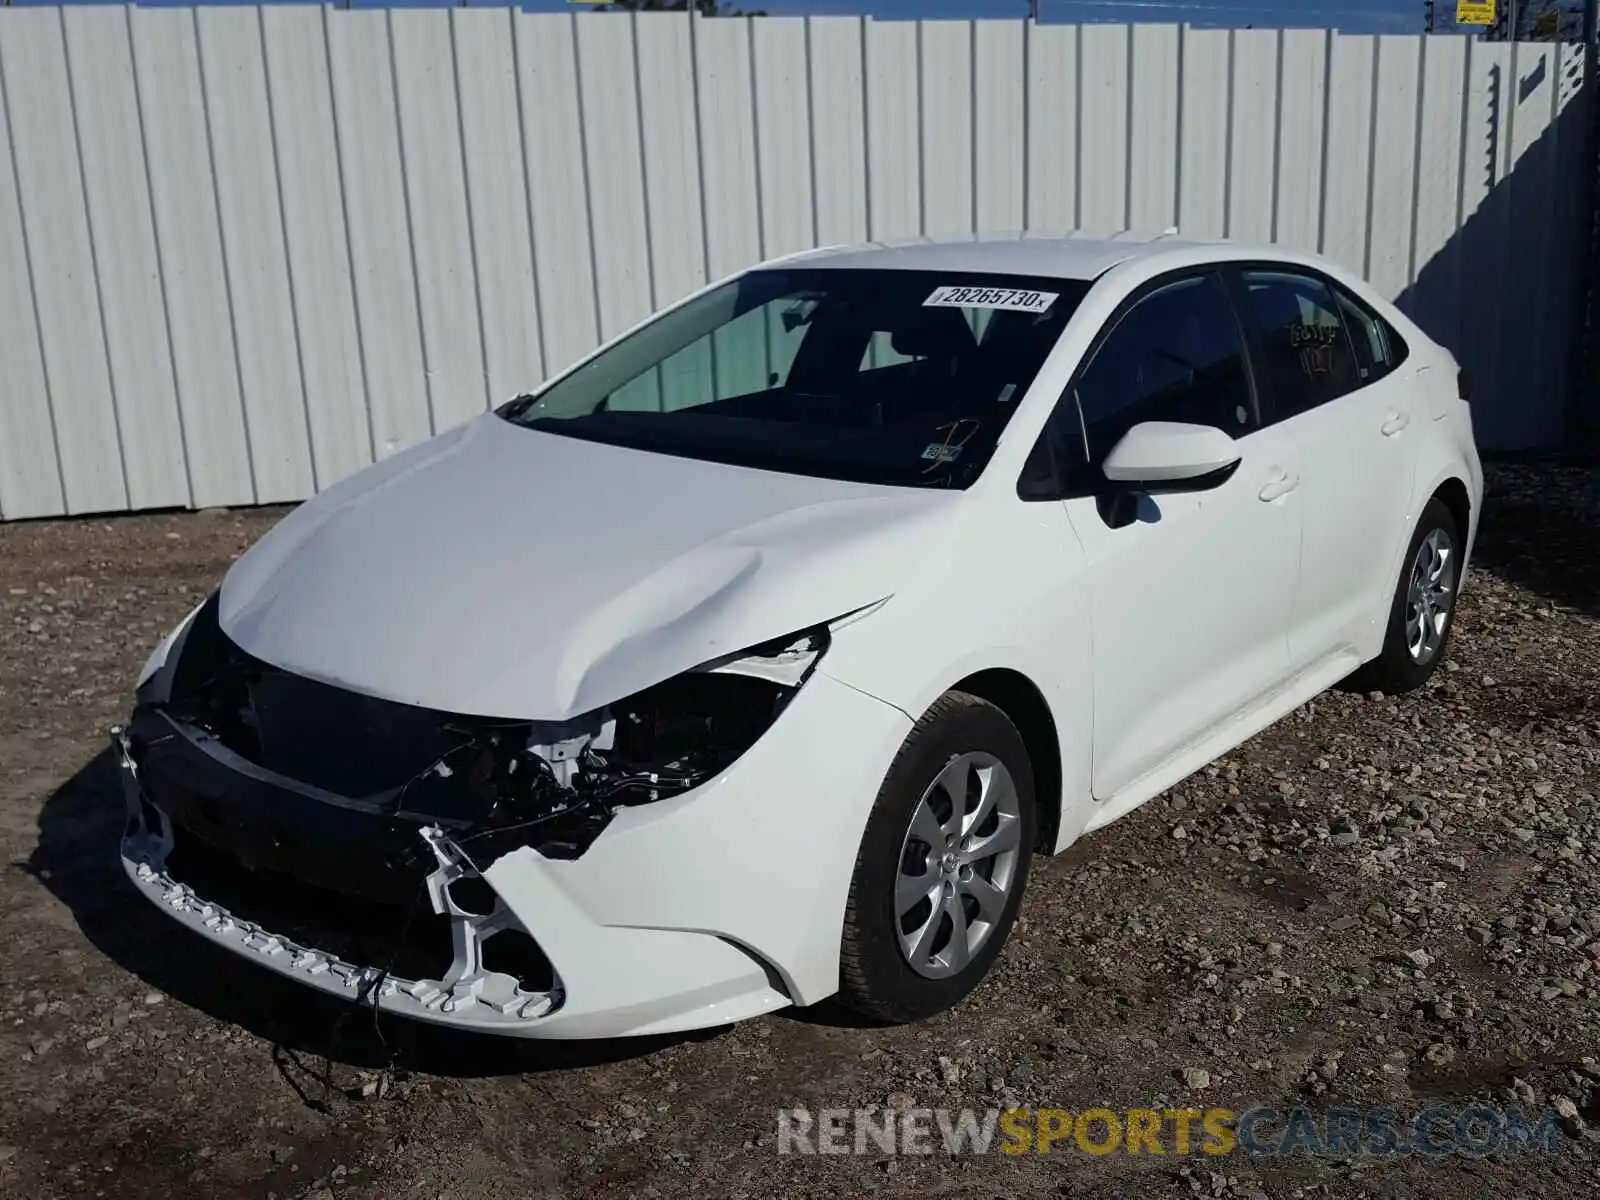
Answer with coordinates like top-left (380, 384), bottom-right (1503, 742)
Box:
top-left (1, 462), bottom-right (1598, 1200)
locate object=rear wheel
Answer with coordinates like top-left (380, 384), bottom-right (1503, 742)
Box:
top-left (836, 691), bottom-right (1035, 1023)
top-left (1352, 497), bottom-right (1461, 694)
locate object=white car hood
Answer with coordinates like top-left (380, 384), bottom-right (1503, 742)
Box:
top-left (219, 415), bottom-right (954, 719)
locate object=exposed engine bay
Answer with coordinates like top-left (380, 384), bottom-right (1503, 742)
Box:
top-left (141, 594), bottom-right (822, 874)
top-left (118, 593), bottom-right (824, 1024)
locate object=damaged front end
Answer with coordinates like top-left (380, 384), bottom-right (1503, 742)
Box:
top-left (118, 594), bottom-right (824, 1028)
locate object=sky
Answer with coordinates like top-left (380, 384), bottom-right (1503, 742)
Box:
top-left (2, 0), bottom-right (1473, 38)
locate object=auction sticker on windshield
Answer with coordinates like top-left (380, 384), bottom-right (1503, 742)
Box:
top-left (923, 286), bottom-right (1058, 313)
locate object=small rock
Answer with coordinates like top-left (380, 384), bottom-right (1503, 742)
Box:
top-left (85, 1036), bottom-right (108, 1052)
top-left (1181, 1066), bottom-right (1211, 1090)
top-left (1552, 1095), bottom-right (1584, 1136)
top-left (886, 1092), bottom-right (915, 1110)
top-left (1329, 821), bottom-right (1361, 847)
top-left (1423, 1043), bottom-right (1455, 1066)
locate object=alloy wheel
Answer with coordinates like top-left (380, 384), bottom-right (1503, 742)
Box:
top-left (894, 751), bottom-right (1023, 980)
top-left (1404, 526), bottom-right (1456, 664)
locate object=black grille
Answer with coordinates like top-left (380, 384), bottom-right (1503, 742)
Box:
top-left (246, 669), bottom-right (454, 797)
top-left (167, 594), bottom-right (469, 800)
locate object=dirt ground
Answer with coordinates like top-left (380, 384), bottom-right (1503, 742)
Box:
top-left (2, 462), bottom-right (1599, 1199)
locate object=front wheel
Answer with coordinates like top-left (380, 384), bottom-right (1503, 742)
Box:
top-left (836, 691), bottom-right (1035, 1023)
top-left (1352, 497), bottom-right (1462, 695)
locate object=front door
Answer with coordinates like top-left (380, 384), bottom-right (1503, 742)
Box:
top-left (1058, 272), bottom-right (1305, 801)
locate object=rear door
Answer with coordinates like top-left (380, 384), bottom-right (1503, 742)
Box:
top-left (1232, 267), bottom-right (1418, 670)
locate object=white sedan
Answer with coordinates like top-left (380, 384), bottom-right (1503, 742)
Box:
top-left (118, 234), bottom-right (1482, 1038)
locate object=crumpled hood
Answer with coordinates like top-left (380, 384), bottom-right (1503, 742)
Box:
top-left (219, 416), bottom-right (956, 719)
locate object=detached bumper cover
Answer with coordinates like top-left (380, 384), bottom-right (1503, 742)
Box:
top-left (118, 669), bottom-right (911, 1038)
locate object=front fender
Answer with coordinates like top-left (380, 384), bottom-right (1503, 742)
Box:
top-left (819, 500), bottom-right (1095, 854)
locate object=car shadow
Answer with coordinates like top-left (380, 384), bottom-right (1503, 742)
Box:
top-left (773, 1000), bottom-right (888, 1031)
top-left (1468, 459), bottom-right (1600, 621)
top-left (22, 748), bottom-right (724, 1082)
top-left (1326, 463), bottom-right (1600, 699)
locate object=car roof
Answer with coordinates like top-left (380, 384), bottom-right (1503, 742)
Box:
top-left (768, 231), bottom-right (1289, 283)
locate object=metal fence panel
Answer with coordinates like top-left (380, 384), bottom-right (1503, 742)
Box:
top-left (1128, 23), bottom-right (1179, 233)
top-left (1079, 23), bottom-right (1130, 233)
top-left (197, 7), bottom-right (315, 504)
top-left (1228, 29), bottom-right (1279, 243)
top-left (0, 9), bottom-right (1589, 520)
top-left (65, 7), bottom-right (190, 513)
top-left (1274, 28), bottom-right (1331, 255)
top-left (1178, 27), bottom-right (1230, 238)
top-left (130, 8), bottom-right (256, 510)
top-left (3, 9), bottom-right (128, 515)
top-left (262, 5), bottom-right (371, 492)
top-left (454, 9), bottom-right (545, 409)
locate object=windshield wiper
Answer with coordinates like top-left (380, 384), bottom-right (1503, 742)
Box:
top-left (498, 393), bottom-right (538, 421)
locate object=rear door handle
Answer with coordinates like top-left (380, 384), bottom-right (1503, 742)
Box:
top-left (1258, 470), bottom-right (1300, 502)
top-left (1381, 411), bottom-right (1411, 437)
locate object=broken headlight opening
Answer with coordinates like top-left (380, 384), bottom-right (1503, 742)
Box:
top-left (118, 592), bottom-right (827, 1023)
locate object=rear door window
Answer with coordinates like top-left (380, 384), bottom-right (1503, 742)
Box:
top-left (1239, 270), bottom-right (1362, 419)
top-left (1332, 286), bottom-right (1408, 384)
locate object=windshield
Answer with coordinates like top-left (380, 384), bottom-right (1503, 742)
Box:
top-left (497, 268), bottom-right (1090, 489)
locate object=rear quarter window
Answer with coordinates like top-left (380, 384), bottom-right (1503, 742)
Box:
top-left (1334, 286), bottom-right (1409, 383)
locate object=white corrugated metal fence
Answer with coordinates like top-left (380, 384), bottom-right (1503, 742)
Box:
top-left (0, 9), bottom-right (1589, 519)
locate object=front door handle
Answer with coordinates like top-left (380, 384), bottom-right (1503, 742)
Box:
top-left (1258, 470), bottom-right (1300, 502)
top-left (1381, 411), bottom-right (1411, 437)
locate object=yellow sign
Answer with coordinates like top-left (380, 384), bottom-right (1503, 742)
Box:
top-left (1456, 0), bottom-right (1496, 24)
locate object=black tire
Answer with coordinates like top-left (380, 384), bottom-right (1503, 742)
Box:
top-left (836, 691), bottom-right (1036, 1023)
top-left (1350, 497), bottom-right (1461, 695)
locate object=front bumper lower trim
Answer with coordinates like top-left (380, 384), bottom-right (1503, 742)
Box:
top-left (114, 727), bottom-right (562, 1029)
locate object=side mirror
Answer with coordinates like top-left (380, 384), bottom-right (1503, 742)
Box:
top-left (1101, 421), bottom-right (1242, 494)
